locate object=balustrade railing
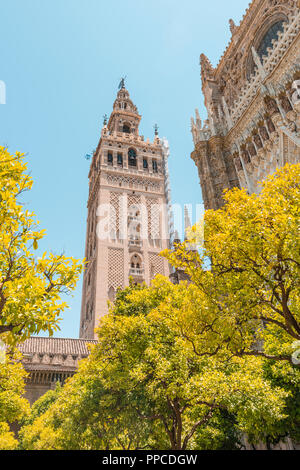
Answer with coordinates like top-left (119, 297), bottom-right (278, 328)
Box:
top-left (129, 268), bottom-right (144, 276)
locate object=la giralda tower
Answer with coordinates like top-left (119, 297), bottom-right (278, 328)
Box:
top-left (80, 82), bottom-right (172, 339)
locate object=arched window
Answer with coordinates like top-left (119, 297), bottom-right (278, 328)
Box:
top-left (123, 124), bottom-right (131, 133)
top-left (247, 18), bottom-right (286, 79)
top-left (257, 21), bottom-right (285, 60)
top-left (108, 286), bottom-right (116, 302)
top-left (128, 148), bottom-right (137, 167)
top-left (130, 254), bottom-right (142, 271)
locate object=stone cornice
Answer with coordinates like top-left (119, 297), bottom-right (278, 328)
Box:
top-left (215, 0), bottom-right (263, 74)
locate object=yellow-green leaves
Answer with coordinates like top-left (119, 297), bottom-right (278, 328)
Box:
top-left (163, 163), bottom-right (300, 365)
top-left (0, 351), bottom-right (30, 449)
top-left (0, 147), bottom-right (83, 344)
top-left (20, 278), bottom-right (289, 450)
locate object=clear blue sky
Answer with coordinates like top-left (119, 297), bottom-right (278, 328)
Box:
top-left (0, 0), bottom-right (249, 338)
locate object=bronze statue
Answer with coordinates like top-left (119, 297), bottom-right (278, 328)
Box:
top-left (118, 76), bottom-right (126, 90)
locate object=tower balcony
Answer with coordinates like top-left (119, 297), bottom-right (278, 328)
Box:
top-left (128, 215), bottom-right (140, 222)
top-left (129, 268), bottom-right (144, 277)
top-left (128, 239), bottom-right (143, 252)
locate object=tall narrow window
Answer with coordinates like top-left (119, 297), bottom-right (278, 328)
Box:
top-left (128, 148), bottom-right (137, 167)
top-left (143, 158), bottom-right (148, 169)
top-left (152, 159), bottom-right (158, 173)
top-left (117, 153), bottom-right (123, 166)
top-left (107, 152), bottom-right (113, 165)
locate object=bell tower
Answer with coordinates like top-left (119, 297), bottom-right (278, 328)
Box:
top-left (80, 82), bottom-right (172, 339)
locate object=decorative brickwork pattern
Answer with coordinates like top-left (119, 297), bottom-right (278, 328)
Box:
top-left (108, 248), bottom-right (124, 290)
top-left (146, 198), bottom-right (160, 241)
top-left (106, 174), bottom-right (161, 192)
top-left (149, 252), bottom-right (165, 280)
top-left (110, 191), bottom-right (121, 240)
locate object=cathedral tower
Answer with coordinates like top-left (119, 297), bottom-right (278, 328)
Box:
top-left (80, 83), bottom-right (172, 339)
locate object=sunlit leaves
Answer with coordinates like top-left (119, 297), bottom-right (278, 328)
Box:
top-left (20, 278), bottom-right (288, 450)
top-left (0, 147), bottom-right (83, 343)
top-left (0, 351), bottom-right (30, 449)
top-left (163, 164), bottom-right (300, 365)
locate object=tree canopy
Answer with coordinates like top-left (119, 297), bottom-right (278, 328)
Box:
top-left (163, 164), bottom-right (300, 366)
top-left (0, 350), bottom-right (29, 449)
top-left (7, 160), bottom-right (300, 451)
top-left (19, 278), bottom-right (289, 450)
top-left (0, 147), bottom-right (83, 344)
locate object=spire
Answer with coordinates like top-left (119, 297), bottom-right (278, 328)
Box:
top-left (173, 230), bottom-right (181, 246)
top-left (195, 108), bottom-right (202, 128)
top-left (184, 206), bottom-right (192, 241)
top-left (229, 19), bottom-right (237, 35)
top-left (200, 54), bottom-right (215, 82)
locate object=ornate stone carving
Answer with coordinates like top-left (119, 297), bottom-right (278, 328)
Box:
top-left (191, 0), bottom-right (300, 208)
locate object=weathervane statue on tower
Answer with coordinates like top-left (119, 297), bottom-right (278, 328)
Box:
top-left (118, 76), bottom-right (126, 90)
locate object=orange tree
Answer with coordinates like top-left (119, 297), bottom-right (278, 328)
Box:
top-left (163, 164), bottom-right (300, 366)
top-left (19, 279), bottom-right (288, 450)
top-left (0, 146), bottom-right (82, 448)
top-left (0, 146), bottom-right (83, 343)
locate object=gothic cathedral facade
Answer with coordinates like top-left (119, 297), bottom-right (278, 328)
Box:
top-left (191, 0), bottom-right (300, 210)
top-left (79, 85), bottom-right (172, 339)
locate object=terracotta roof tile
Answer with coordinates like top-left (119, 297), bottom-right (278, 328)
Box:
top-left (18, 337), bottom-right (97, 356)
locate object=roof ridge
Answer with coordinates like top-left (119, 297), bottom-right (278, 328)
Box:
top-left (25, 337), bottom-right (97, 341)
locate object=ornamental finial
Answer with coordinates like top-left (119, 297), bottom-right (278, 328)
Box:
top-left (229, 19), bottom-right (237, 35)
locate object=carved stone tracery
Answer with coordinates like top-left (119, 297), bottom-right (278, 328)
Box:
top-left (191, 0), bottom-right (300, 208)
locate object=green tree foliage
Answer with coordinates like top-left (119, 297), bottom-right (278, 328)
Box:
top-left (21, 383), bottom-right (61, 428)
top-left (20, 278), bottom-right (288, 450)
top-left (0, 146), bottom-right (83, 448)
top-left (163, 164), bottom-right (300, 365)
top-left (261, 361), bottom-right (300, 447)
top-left (0, 147), bottom-right (83, 343)
top-left (0, 350), bottom-right (29, 449)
